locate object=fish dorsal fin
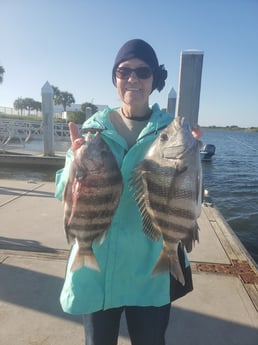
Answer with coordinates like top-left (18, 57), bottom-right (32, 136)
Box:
top-left (130, 162), bottom-right (161, 241)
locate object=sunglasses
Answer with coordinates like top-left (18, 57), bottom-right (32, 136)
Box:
top-left (115, 66), bottom-right (153, 80)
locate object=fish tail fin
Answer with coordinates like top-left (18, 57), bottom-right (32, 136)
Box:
top-left (169, 257), bottom-right (185, 286)
top-left (152, 249), bottom-right (186, 286)
top-left (70, 252), bottom-right (101, 272)
top-left (152, 250), bottom-right (169, 275)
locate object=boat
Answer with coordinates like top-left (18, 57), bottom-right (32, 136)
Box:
top-left (200, 144), bottom-right (216, 161)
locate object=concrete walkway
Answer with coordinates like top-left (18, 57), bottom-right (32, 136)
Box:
top-left (0, 179), bottom-right (257, 345)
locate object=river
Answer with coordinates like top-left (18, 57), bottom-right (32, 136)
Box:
top-left (201, 129), bottom-right (258, 264)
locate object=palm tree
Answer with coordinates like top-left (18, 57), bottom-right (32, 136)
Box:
top-left (54, 91), bottom-right (75, 111)
top-left (0, 66), bottom-right (5, 83)
top-left (14, 97), bottom-right (25, 115)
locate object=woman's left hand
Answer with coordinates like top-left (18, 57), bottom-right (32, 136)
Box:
top-left (191, 125), bottom-right (202, 140)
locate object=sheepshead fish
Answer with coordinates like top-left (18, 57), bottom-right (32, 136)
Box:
top-left (131, 116), bottom-right (202, 285)
top-left (63, 122), bottom-right (123, 272)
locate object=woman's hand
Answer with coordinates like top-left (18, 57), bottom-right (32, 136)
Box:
top-left (191, 125), bottom-right (202, 140)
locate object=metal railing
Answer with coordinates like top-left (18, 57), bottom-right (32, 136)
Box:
top-left (0, 106), bottom-right (62, 118)
top-left (0, 119), bottom-right (71, 147)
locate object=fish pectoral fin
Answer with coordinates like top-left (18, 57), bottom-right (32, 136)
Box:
top-left (70, 252), bottom-right (101, 272)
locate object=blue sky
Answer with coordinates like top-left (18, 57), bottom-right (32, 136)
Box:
top-left (1, 0), bottom-right (257, 127)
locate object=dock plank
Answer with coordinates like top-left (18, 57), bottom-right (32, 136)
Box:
top-left (189, 206), bottom-right (230, 264)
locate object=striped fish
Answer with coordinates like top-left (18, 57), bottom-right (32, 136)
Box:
top-left (131, 116), bottom-right (202, 285)
top-left (63, 122), bottom-right (123, 272)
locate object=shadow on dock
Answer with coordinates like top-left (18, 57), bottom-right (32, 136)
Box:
top-left (0, 258), bottom-right (257, 345)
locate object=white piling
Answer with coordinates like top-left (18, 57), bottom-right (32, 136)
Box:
top-left (41, 81), bottom-right (54, 156)
top-left (167, 87), bottom-right (177, 117)
top-left (175, 50), bottom-right (204, 127)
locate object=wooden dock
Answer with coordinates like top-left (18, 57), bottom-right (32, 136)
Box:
top-left (192, 201), bottom-right (257, 311)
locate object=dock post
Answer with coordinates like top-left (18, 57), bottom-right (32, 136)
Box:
top-left (167, 87), bottom-right (177, 117)
top-left (41, 81), bottom-right (54, 156)
top-left (175, 50), bottom-right (204, 127)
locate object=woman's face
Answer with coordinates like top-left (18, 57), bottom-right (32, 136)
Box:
top-left (115, 58), bottom-right (153, 108)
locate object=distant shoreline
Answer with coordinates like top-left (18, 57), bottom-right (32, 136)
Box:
top-left (201, 126), bottom-right (258, 132)
top-left (1, 113), bottom-right (257, 132)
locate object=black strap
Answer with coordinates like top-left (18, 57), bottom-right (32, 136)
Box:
top-left (170, 245), bottom-right (194, 302)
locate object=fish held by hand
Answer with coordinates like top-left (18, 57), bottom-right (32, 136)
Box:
top-left (131, 116), bottom-right (202, 285)
top-left (63, 122), bottom-right (123, 272)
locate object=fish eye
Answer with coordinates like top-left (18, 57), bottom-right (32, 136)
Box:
top-left (160, 133), bottom-right (168, 141)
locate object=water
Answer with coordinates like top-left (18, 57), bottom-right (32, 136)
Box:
top-left (201, 129), bottom-right (258, 264)
top-left (1, 139), bottom-right (71, 155)
top-left (1, 131), bottom-right (258, 264)
top-left (0, 140), bottom-right (71, 182)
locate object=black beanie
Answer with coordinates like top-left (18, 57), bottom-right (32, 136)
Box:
top-left (112, 39), bottom-right (167, 92)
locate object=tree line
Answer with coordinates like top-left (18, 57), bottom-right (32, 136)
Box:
top-left (0, 68), bottom-right (98, 123)
top-left (13, 97), bottom-right (42, 115)
top-left (12, 85), bottom-right (97, 114)
top-left (0, 66), bottom-right (4, 84)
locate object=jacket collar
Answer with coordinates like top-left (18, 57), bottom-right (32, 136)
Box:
top-left (81, 103), bottom-right (173, 149)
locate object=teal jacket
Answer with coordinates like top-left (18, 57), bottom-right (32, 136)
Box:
top-left (55, 104), bottom-right (188, 315)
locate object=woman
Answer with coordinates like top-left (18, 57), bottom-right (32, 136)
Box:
top-left (55, 39), bottom-right (199, 345)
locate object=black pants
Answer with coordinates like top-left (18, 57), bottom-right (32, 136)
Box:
top-left (82, 304), bottom-right (171, 345)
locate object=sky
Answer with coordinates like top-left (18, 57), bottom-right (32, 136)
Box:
top-left (0, 0), bottom-right (257, 127)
